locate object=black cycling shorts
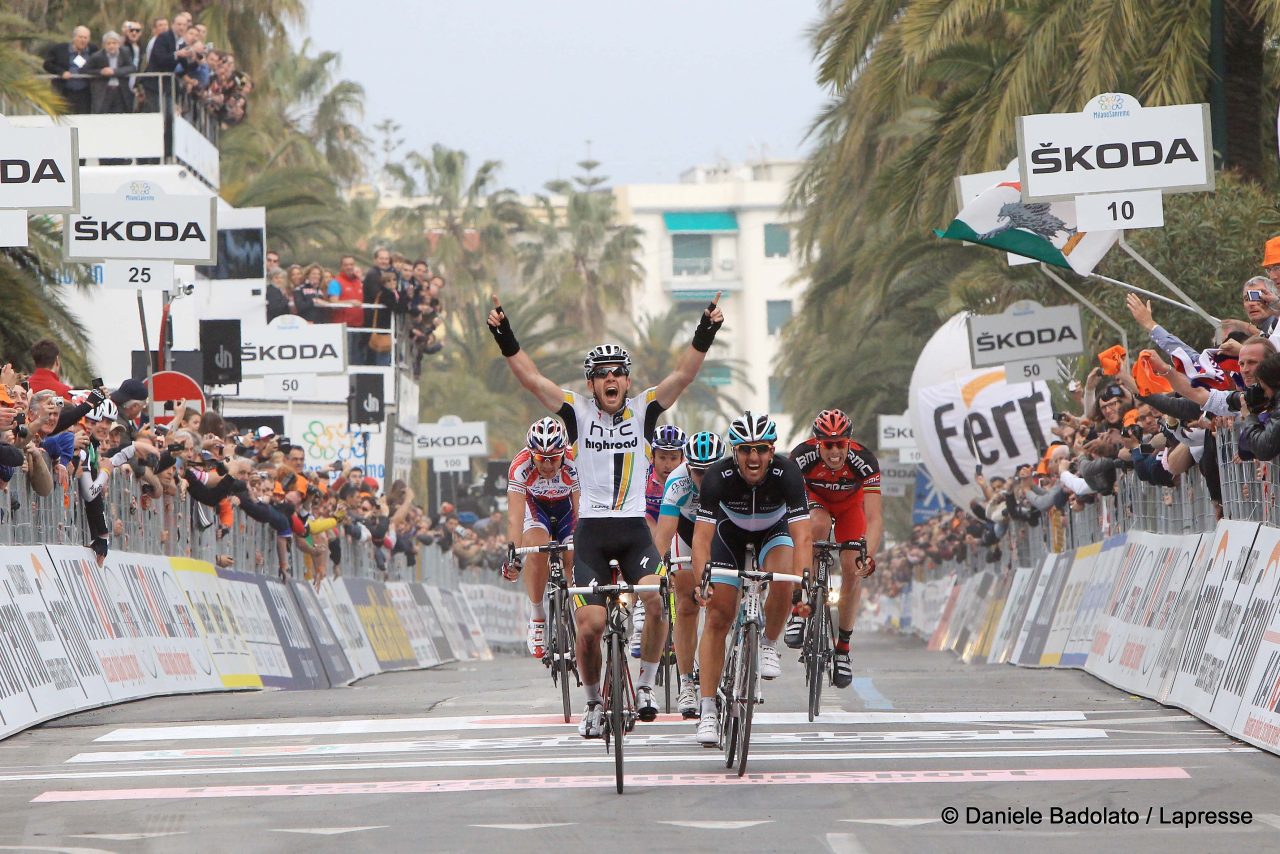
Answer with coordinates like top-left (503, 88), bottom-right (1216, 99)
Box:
top-left (708, 517), bottom-right (794, 589)
top-left (572, 517), bottom-right (663, 607)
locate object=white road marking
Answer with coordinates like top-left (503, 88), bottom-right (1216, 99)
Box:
top-left (659, 820), bottom-right (774, 829)
top-left (67, 728), bottom-right (1109, 764)
top-left (1255, 813), bottom-right (1280, 832)
top-left (471, 824), bottom-right (575, 830)
top-left (92, 711), bottom-right (1090, 742)
top-left (2, 746), bottom-right (1252, 785)
top-left (69, 833), bottom-right (186, 841)
top-left (843, 818), bottom-right (940, 827)
top-left (0, 847), bottom-right (117, 854)
top-left (825, 832), bottom-right (870, 854)
top-left (272, 827), bottom-right (386, 835)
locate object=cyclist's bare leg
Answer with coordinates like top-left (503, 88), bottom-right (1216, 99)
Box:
top-left (521, 526), bottom-right (551, 610)
top-left (808, 506), bottom-right (833, 570)
top-left (638, 575), bottom-right (668, 662)
top-left (697, 583), bottom-right (739, 700)
top-left (838, 549), bottom-right (863, 633)
top-left (672, 569), bottom-right (699, 675)
top-left (762, 544), bottom-right (795, 642)
top-left (574, 605), bottom-right (606, 695)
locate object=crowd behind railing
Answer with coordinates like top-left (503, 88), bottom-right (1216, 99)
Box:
top-left (264, 247), bottom-right (446, 374)
top-left (859, 237), bottom-right (1280, 611)
top-left (36, 12), bottom-right (250, 130)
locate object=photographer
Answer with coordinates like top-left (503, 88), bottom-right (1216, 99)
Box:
top-left (1239, 352), bottom-right (1280, 462)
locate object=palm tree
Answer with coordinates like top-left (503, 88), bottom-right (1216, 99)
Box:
top-left (625, 306), bottom-right (750, 433)
top-left (521, 160), bottom-right (644, 341)
top-left (0, 11), bottom-right (65, 115)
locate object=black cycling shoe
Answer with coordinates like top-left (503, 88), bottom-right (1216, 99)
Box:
top-left (784, 614), bottom-right (806, 649)
top-left (833, 649), bottom-right (853, 689)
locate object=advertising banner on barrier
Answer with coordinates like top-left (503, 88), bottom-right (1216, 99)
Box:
top-left (315, 578), bottom-right (380, 679)
top-left (1011, 553), bottom-right (1058, 664)
top-left (947, 572), bottom-right (993, 655)
top-left (386, 582), bottom-right (442, 668)
top-left (987, 565), bottom-right (1037, 664)
top-left (927, 577), bottom-right (964, 652)
top-left (918, 573), bottom-right (957, 641)
top-left (1231, 527), bottom-right (1280, 755)
top-left (960, 571), bottom-right (1004, 662)
top-left (1141, 534), bottom-right (1215, 702)
top-left (460, 584), bottom-right (526, 647)
top-left (1040, 543), bottom-right (1100, 666)
top-left (289, 581), bottom-right (355, 687)
top-left (169, 557), bottom-right (261, 689)
top-left (0, 546), bottom-right (109, 737)
top-left (1061, 534), bottom-right (1127, 667)
top-left (1016, 551), bottom-right (1074, 666)
top-left (411, 584), bottom-right (457, 663)
top-left (214, 568), bottom-right (311, 689)
top-left (115, 552), bottom-right (222, 692)
top-left (422, 587), bottom-right (488, 661)
top-left (257, 578), bottom-right (329, 689)
top-left (1167, 521), bottom-right (1262, 726)
top-left (1088, 532), bottom-right (1203, 697)
top-left (341, 578), bottom-right (417, 671)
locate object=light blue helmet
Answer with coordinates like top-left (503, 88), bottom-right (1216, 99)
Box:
top-left (684, 431), bottom-right (726, 468)
top-left (727, 411), bottom-right (778, 446)
top-left (652, 424), bottom-right (687, 451)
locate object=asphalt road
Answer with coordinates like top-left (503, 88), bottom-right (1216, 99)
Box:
top-left (1, 632), bottom-right (1276, 854)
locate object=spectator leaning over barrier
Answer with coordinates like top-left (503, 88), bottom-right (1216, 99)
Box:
top-left (27, 339), bottom-right (72, 400)
top-left (266, 269), bottom-right (295, 322)
top-left (1260, 236), bottom-right (1280, 335)
top-left (109, 379), bottom-right (149, 441)
top-left (1239, 352), bottom-right (1280, 461)
top-left (85, 31), bottom-right (137, 114)
top-left (143, 17), bottom-right (168, 71)
top-left (121, 21), bottom-right (143, 90)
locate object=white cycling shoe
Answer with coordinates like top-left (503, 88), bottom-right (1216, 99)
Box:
top-left (696, 711), bottom-right (720, 746)
top-left (578, 701), bottom-right (605, 739)
top-left (526, 619), bottom-right (545, 658)
top-left (636, 686), bottom-right (659, 722)
top-left (759, 642), bottom-right (782, 680)
top-left (677, 680), bottom-right (699, 719)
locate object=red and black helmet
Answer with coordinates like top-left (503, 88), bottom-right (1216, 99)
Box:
top-left (812, 409), bottom-right (852, 440)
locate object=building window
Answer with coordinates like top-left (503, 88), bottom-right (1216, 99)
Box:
top-left (766, 300), bottom-right (792, 335)
top-left (672, 234), bottom-right (712, 276)
top-left (769, 375), bottom-right (785, 411)
top-left (703, 364), bottom-right (732, 387)
top-left (764, 223), bottom-right (790, 258)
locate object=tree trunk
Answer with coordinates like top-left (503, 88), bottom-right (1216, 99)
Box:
top-left (1221, 0), bottom-right (1264, 180)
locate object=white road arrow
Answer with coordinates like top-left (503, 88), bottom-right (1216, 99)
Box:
top-left (470, 824), bottom-right (575, 830)
top-left (843, 819), bottom-right (940, 827)
top-left (658, 821), bottom-right (773, 830)
top-left (273, 827), bottom-right (387, 836)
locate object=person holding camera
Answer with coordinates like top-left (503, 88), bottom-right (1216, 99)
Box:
top-left (1239, 353), bottom-right (1280, 462)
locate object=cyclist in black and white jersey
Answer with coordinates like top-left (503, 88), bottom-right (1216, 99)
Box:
top-left (487, 293), bottom-right (725, 738)
top-left (692, 411), bottom-right (812, 745)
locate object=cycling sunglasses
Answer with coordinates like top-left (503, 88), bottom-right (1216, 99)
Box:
top-left (819, 439), bottom-right (849, 450)
top-left (532, 452), bottom-right (563, 464)
top-left (734, 442), bottom-right (773, 456)
top-left (590, 366), bottom-right (629, 379)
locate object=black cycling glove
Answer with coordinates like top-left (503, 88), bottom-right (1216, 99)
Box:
top-left (691, 300), bottom-right (723, 352)
top-left (488, 305), bottom-right (521, 357)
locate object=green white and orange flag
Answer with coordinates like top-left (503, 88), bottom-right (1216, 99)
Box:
top-left (936, 180), bottom-right (1118, 275)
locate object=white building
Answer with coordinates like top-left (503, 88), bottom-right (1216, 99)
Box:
top-left (614, 159), bottom-right (805, 440)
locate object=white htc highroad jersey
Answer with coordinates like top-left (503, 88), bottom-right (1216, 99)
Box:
top-left (557, 386), bottom-right (665, 519)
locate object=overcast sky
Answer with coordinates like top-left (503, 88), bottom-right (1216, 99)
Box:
top-left (305, 0), bottom-right (828, 193)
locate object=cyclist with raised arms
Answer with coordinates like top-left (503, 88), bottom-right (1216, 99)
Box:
top-left (692, 412), bottom-right (812, 745)
top-left (786, 409), bottom-right (881, 688)
top-left (502, 417), bottom-right (579, 658)
top-left (486, 293), bottom-right (725, 738)
top-left (632, 423), bottom-right (687, 657)
top-left (653, 430), bottom-right (726, 718)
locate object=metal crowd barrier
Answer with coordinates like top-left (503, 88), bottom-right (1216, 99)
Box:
top-left (1217, 424), bottom-right (1280, 526)
top-left (0, 465), bottom-right (404, 581)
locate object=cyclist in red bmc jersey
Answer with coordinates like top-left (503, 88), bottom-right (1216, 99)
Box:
top-left (787, 409), bottom-right (882, 688)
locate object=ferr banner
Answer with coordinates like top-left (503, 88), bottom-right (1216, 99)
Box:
top-left (63, 182), bottom-right (216, 263)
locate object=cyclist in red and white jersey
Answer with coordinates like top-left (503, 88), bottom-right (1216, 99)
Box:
top-left (787, 409), bottom-right (881, 688)
top-left (502, 417), bottom-right (579, 657)
top-left (487, 293), bottom-right (725, 738)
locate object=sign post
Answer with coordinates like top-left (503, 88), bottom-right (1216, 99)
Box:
top-left (967, 300), bottom-right (1083, 385)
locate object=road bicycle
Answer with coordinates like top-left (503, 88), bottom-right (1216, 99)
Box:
top-left (568, 563), bottom-right (664, 794)
top-left (802, 537), bottom-right (865, 721)
top-left (513, 540), bottom-right (577, 723)
top-left (656, 554), bottom-right (693, 713)
top-left (705, 544), bottom-right (802, 777)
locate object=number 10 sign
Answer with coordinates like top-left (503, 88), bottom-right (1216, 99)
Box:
top-left (1075, 190), bottom-right (1164, 231)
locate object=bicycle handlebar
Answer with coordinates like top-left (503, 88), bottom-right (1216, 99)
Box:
top-left (514, 543), bottom-right (574, 556)
top-left (668, 556), bottom-right (692, 566)
top-left (567, 582), bottom-right (663, 596)
top-left (813, 538), bottom-right (866, 554)
top-left (709, 568), bottom-right (803, 585)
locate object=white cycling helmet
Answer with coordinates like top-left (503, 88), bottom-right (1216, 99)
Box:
top-left (583, 344), bottom-right (631, 377)
top-left (526, 417), bottom-right (567, 454)
top-left (85, 398), bottom-right (118, 423)
top-left (727, 411), bottom-right (778, 446)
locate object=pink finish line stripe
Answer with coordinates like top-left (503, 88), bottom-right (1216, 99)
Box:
top-left (33, 766), bottom-right (1188, 802)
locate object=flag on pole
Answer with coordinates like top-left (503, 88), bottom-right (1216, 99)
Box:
top-left (937, 181), bottom-right (1119, 275)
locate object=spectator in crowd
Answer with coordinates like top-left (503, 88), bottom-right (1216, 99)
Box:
top-left (329, 255), bottom-right (368, 360)
top-left (265, 250), bottom-right (282, 281)
top-left (296, 264), bottom-right (331, 322)
top-left (120, 21), bottom-right (144, 92)
top-left (85, 31), bottom-right (137, 114)
top-left (143, 11), bottom-right (190, 108)
top-left (265, 269), bottom-right (295, 322)
top-left (43, 26), bottom-right (96, 114)
top-left (27, 339), bottom-right (72, 400)
top-left (143, 17), bottom-right (168, 69)
top-left (1240, 352), bottom-right (1280, 461)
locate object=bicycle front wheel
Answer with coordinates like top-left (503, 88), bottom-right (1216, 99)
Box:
top-left (807, 587), bottom-right (827, 722)
top-left (721, 634), bottom-right (740, 768)
top-left (553, 594), bottom-right (573, 723)
top-left (737, 621), bottom-right (758, 777)
top-left (609, 633), bottom-right (627, 794)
